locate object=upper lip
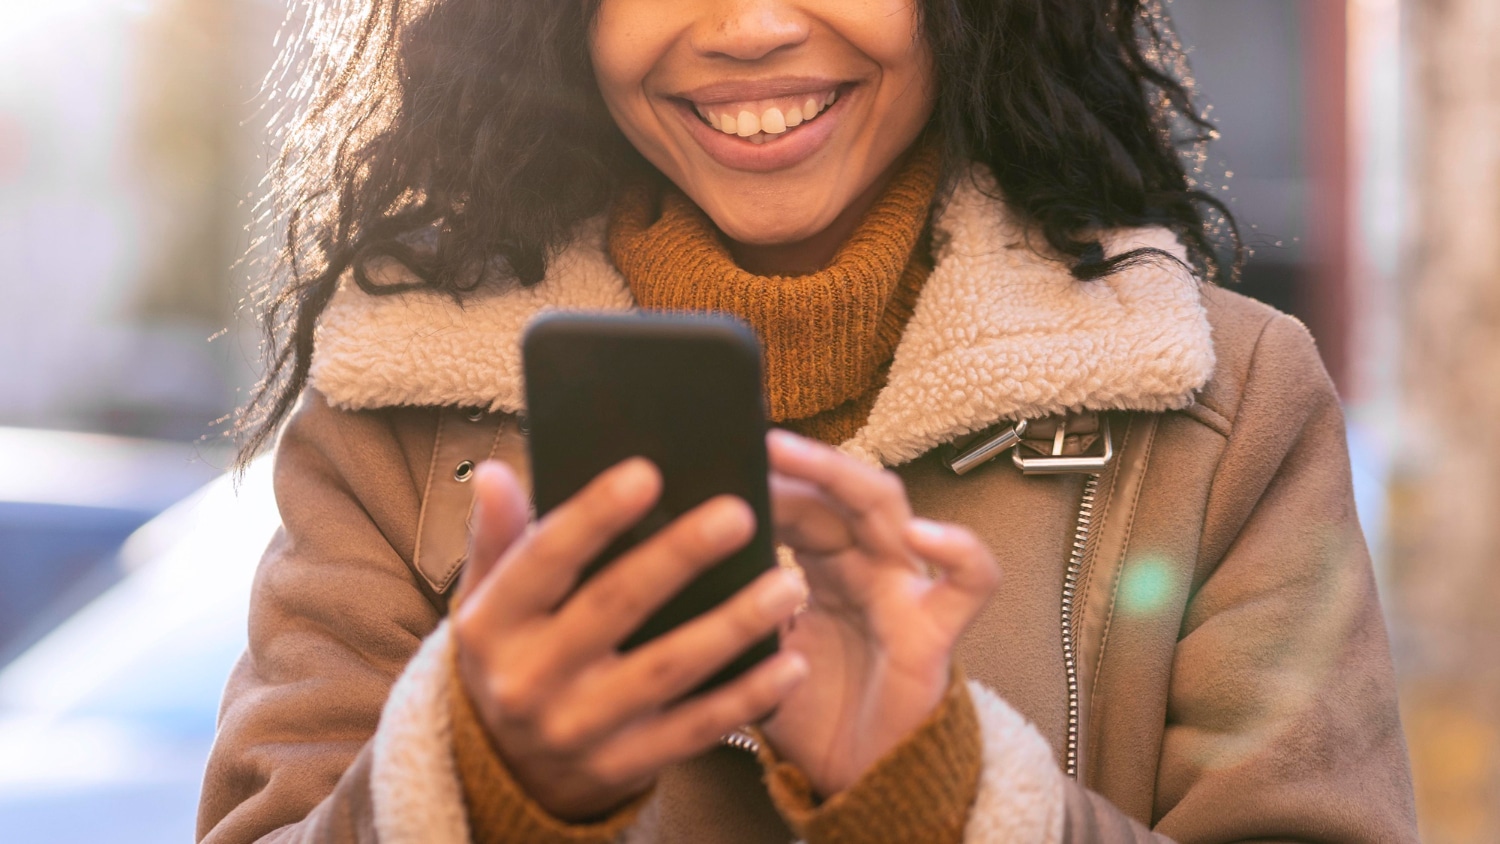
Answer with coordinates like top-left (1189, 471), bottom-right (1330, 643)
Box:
top-left (673, 76), bottom-right (845, 105)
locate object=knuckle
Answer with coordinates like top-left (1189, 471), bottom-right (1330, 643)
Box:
top-left (729, 599), bottom-right (770, 639)
top-left (581, 753), bottom-right (624, 787)
top-left (585, 578), bottom-right (651, 621)
top-left (537, 711), bottom-right (585, 752)
top-left (642, 650), bottom-right (687, 690)
top-left (579, 493), bottom-right (630, 537)
top-left (488, 669), bottom-right (540, 718)
top-left (690, 705), bottom-right (737, 746)
top-left (523, 517), bottom-right (568, 562)
top-left (452, 606), bottom-right (485, 645)
top-left (745, 672), bottom-right (784, 711)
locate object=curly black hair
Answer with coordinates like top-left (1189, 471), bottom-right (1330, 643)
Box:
top-left (238, 0), bottom-right (1239, 465)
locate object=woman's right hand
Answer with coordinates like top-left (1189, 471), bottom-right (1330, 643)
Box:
top-left (452, 458), bottom-right (809, 822)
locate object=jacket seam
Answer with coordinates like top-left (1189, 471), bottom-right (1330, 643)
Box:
top-left (1225, 313), bottom-right (1280, 428)
top-left (1085, 413), bottom-right (1157, 781)
top-left (1179, 402), bottom-right (1230, 438)
top-left (1191, 312), bottom-right (1280, 569)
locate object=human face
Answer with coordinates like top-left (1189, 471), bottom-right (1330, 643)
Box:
top-left (590, 0), bottom-right (935, 271)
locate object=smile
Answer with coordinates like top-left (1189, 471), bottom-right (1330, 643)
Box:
top-left (691, 89), bottom-right (840, 145)
top-left (667, 77), bottom-right (855, 172)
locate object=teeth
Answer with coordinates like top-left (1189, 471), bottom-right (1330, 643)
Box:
top-left (697, 89), bottom-right (839, 140)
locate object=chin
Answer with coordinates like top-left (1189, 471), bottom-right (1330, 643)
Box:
top-left (699, 199), bottom-right (840, 248)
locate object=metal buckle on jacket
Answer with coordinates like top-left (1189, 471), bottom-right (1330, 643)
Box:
top-left (1011, 416), bottom-right (1113, 475)
top-left (944, 419), bottom-right (1029, 476)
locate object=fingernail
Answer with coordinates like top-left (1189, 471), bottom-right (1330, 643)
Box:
top-left (774, 652), bottom-right (809, 687)
top-left (758, 569), bottom-right (806, 617)
top-left (703, 498), bottom-right (753, 544)
top-left (614, 458), bottom-right (656, 497)
top-left (769, 429), bottom-right (813, 455)
top-left (908, 518), bottom-right (947, 543)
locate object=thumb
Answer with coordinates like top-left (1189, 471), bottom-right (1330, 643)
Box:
top-left (454, 460), bottom-right (530, 607)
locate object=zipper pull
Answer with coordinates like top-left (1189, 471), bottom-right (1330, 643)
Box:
top-left (944, 419), bottom-right (1029, 475)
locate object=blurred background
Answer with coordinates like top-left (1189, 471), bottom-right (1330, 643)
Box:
top-left (0, 0), bottom-right (1496, 840)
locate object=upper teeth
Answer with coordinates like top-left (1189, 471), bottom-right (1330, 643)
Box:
top-left (695, 90), bottom-right (838, 139)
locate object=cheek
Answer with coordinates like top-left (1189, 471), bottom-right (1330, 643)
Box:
top-left (589, 3), bottom-right (665, 130)
top-left (849, 9), bottom-right (935, 116)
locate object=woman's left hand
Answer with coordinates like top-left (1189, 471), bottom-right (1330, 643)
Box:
top-left (760, 430), bottom-right (1001, 798)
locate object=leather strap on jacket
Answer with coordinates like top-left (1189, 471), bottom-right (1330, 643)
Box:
top-left (413, 408), bottom-right (517, 595)
top-left (1070, 413), bottom-right (1159, 787)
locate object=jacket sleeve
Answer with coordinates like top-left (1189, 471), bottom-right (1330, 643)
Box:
top-left (196, 390), bottom-right (445, 843)
top-left (1053, 314), bottom-right (1415, 842)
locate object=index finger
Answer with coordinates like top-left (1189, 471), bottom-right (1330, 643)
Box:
top-left (769, 472), bottom-right (855, 554)
top-left (465, 457), bottom-right (662, 629)
top-left (766, 430), bottom-right (913, 551)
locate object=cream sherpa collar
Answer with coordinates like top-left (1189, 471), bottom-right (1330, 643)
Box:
top-left (310, 170), bottom-right (1215, 466)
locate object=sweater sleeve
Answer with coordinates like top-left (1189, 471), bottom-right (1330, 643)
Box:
top-left (448, 646), bottom-right (651, 843)
top-left (756, 669), bottom-right (983, 844)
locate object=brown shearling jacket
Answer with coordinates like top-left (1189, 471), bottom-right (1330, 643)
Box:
top-left (197, 177), bottom-right (1417, 843)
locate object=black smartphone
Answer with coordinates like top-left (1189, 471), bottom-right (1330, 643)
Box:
top-left (522, 311), bottom-right (778, 694)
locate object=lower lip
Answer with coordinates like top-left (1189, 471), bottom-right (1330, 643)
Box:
top-left (674, 89), bottom-right (849, 173)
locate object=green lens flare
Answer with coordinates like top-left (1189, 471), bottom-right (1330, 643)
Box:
top-left (1119, 558), bottom-right (1173, 616)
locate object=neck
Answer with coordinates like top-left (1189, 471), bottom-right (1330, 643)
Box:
top-left (725, 155), bottom-right (908, 277)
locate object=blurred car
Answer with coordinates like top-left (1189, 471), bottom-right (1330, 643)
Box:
top-left (0, 428), bottom-right (223, 662)
top-left (0, 456), bottom-right (276, 844)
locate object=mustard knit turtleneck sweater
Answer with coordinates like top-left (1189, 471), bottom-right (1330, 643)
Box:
top-left (606, 143), bottom-right (943, 444)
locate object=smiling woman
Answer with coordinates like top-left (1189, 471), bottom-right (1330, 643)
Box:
top-left (205, 1), bottom-right (1417, 842)
top-left (589, 0), bottom-right (934, 273)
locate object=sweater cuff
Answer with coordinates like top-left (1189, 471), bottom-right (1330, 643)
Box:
top-left (447, 653), bottom-right (650, 843)
top-left (756, 668), bottom-right (981, 844)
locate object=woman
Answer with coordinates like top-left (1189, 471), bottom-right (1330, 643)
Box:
top-left (199, 0), bottom-right (1418, 841)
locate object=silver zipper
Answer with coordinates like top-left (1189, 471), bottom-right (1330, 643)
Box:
top-left (1061, 473), bottom-right (1101, 780)
top-left (721, 729), bottom-right (761, 754)
top-left (723, 466), bottom-right (1103, 780)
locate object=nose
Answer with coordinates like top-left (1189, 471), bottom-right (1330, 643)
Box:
top-left (689, 0), bottom-right (810, 62)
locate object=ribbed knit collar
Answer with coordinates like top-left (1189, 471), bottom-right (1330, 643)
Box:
top-left (607, 145), bottom-right (942, 442)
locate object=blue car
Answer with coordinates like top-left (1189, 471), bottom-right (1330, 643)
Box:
top-left (0, 441), bottom-right (276, 844)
